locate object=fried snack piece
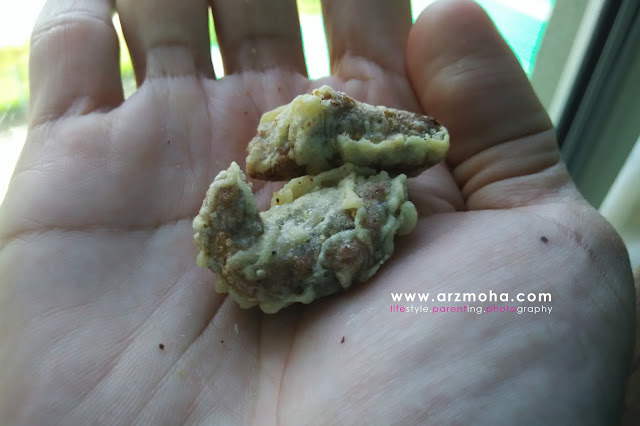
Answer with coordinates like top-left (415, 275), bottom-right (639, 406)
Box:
top-left (193, 162), bottom-right (417, 313)
top-left (246, 85), bottom-right (449, 180)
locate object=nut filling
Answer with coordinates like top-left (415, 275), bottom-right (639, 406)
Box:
top-left (194, 86), bottom-right (448, 313)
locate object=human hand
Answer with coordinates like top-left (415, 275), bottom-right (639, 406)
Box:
top-left (0, 0), bottom-right (634, 423)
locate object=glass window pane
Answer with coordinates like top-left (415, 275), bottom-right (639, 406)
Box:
top-left (411, 0), bottom-right (555, 76)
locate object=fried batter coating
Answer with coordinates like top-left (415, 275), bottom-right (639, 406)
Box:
top-left (246, 85), bottom-right (449, 180)
top-left (193, 162), bottom-right (417, 313)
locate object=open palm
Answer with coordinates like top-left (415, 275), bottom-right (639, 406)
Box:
top-left (0, 0), bottom-right (635, 424)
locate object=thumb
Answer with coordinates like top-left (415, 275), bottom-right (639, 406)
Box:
top-left (407, 0), bottom-right (581, 210)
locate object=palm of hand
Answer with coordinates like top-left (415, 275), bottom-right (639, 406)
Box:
top-left (0, 0), bottom-right (634, 424)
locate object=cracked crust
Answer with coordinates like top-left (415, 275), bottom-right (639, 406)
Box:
top-left (246, 85), bottom-right (450, 180)
top-left (193, 162), bottom-right (417, 313)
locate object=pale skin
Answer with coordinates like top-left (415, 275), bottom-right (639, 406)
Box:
top-left (0, 0), bottom-right (635, 423)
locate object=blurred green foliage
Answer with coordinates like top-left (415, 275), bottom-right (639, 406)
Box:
top-left (297, 0), bottom-right (322, 15)
top-left (0, 44), bottom-right (29, 128)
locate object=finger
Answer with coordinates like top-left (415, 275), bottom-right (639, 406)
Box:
top-left (29, 0), bottom-right (123, 126)
top-left (116, 0), bottom-right (214, 85)
top-left (321, 0), bottom-right (412, 77)
top-left (210, 0), bottom-right (306, 75)
top-left (407, 0), bottom-right (578, 209)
